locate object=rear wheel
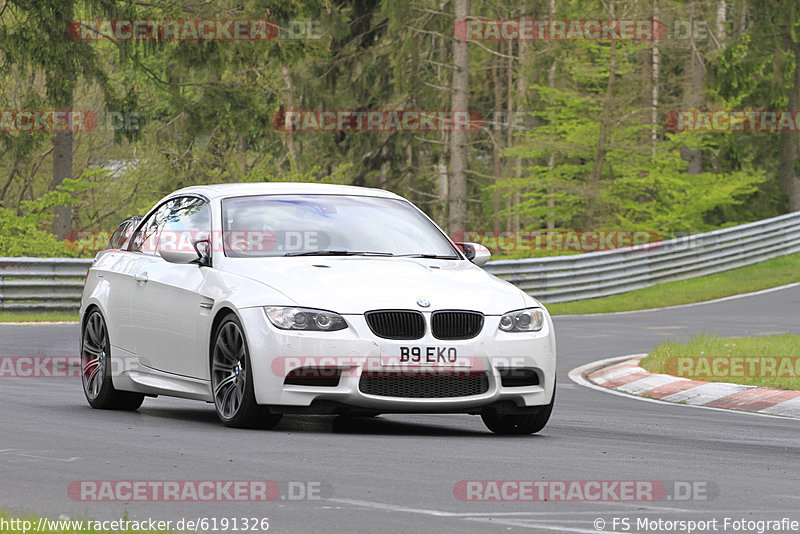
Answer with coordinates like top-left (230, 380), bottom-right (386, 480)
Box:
top-left (81, 310), bottom-right (144, 411)
top-left (481, 383), bottom-right (555, 435)
top-left (211, 313), bottom-right (282, 429)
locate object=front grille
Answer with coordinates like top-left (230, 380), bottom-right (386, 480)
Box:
top-left (365, 310), bottom-right (425, 340)
top-left (359, 371), bottom-right (489, 398)
top-left (431, 310), bottom-right (484, 340)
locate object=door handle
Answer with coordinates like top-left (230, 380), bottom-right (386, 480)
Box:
top-left (135, 272), bottom-right (149, 283)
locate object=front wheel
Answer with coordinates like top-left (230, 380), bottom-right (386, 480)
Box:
top-left (211, 313), bottom-right (282, 429)
top-left (81, 310), bottom-right (144, 411)
top-left (481, 382), bottom-right (555, 435)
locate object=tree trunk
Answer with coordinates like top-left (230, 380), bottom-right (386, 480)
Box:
top-left (512, 36), bottom-right (528, 232)
top-left (50, 0), bottom-right (77, 241)
top-left (379, 134), bottom-right (389, 189)
top-left (716, 0), bottom-right (727, 43)
top-left (437, 154), bottom-right (449, 222)
top-left (236, 135), bottom-right (248, 177)
top-left (585, 37), bottom-right (617, 226)
top-left (448, 0), bottom-right (470, 233)
top-left (546, 0), bottom-right (556, 230)
top-left (491, 48), bottom-right (503, 233)
top-left (280, 62), bottom-right (299, 172)
top-left (780, 38), bottom-right (800, 211)
top-left (505, 39), bottom-right (514, 231)
top-left (651, 1), bottom-right (660, 157)
top-left (681, 0), bottom-right (704, 175)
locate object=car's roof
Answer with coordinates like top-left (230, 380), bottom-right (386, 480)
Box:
top-left (168, 182), bottom-right (404, 201)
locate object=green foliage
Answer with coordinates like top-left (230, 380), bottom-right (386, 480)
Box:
top-left (0, 177), bottom-right (93, 257)
top-left (0, 0), bottom-right (797, 256)
top-left (0, 206), bottom-right (74, 257)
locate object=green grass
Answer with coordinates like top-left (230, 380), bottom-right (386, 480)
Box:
top-left (0, 311), bottom-right (78, 323)
top-left (546, 251), bottom-right (800, 315)
top-left (0, 512), bottom-right (174, 533)
top-left (640, 333), bottom-right (800, 390)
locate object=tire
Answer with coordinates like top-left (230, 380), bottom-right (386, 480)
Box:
top-left (211, 313), bottom-right (282, 429)
top-left (81, 309), bottom-right (145, 411)
top-left (481, 382), bottom-right (556, 435)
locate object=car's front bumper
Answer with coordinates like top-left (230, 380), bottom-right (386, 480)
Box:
top-left (239, 307), bottom-right (556, 414)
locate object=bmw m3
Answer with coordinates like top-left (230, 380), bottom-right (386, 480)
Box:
top-left (80, 183), bottom-right (556, 434)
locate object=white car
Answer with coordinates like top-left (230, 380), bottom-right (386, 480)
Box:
top-left (80, 183), bottom-right (556, 434)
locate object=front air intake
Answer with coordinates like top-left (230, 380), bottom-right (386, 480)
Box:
top-left (359, 371), bottom-right (490, 398)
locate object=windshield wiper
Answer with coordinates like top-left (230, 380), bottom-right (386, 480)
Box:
top-left (395, 253), bottom-right (459, 259)
top-left (284, 250), bottom-right (394, 257)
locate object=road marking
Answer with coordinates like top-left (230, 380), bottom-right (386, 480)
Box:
top-left (0, 449), bottom-right (79, 462)
top-left (15, 453), bottom-right (80, 462)
top-left (0, 322), bottom-right (79, 326)
top-left (329, 498), bottom-right (690, 517)
top-left (328, 498), bottom-right (458, 517)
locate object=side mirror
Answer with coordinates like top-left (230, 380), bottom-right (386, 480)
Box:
top-left (456, 242), bottom-right (491, 266)
top-left (160, 248), bottom-right (200, 265)
top-left (160, 239), bottom-right (212, 266)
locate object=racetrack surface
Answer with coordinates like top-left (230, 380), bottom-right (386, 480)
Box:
top-left (1, 286), bottom-right (798, 533)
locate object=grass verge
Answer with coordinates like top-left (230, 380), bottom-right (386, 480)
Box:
top-left (639, 333), bottom-right (800, 390)
top-left (0, 312), bottom-right (79, 323)
top-left (545, 251), bottom-right (800, 315)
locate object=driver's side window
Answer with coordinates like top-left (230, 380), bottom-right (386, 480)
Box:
top-left (129, 200), bottom-right (175, 255)
top-left (160, 197), bottom-right (211, 254)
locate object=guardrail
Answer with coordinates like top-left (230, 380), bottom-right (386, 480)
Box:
top-left (1, 211), bottom-right (799, 312)
top-left (0, 258), bottom-right (93, 313)
top-left (483, 211), bottom-right (800, 302)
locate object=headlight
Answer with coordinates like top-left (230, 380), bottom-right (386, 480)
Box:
top-left (498, 308), bottom-right (545, 332)
top-left (264, 307), bottom-right (347, 331)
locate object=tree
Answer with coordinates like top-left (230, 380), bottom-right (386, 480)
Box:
top-left (448, 0), bottom-right (470, 233)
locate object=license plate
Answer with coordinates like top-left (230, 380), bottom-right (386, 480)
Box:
top-left (380, 346), bottom-right (465, 366)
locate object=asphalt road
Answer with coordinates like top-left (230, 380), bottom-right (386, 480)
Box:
top-left (1, 285), bottom-right (799, 534)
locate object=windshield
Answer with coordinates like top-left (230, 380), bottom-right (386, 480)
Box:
top-left (221, 194), bottom-right (459, 259)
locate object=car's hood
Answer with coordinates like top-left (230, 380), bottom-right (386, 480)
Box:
top-left (220, 256), bottom-right (528, 315)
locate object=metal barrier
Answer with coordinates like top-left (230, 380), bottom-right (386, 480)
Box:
top-left (484, 211), bottom-right (800, 302)
top-left (0, 258), bottom-right (93, 313)
top-left (1, 211), bottom-right (799, 312)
